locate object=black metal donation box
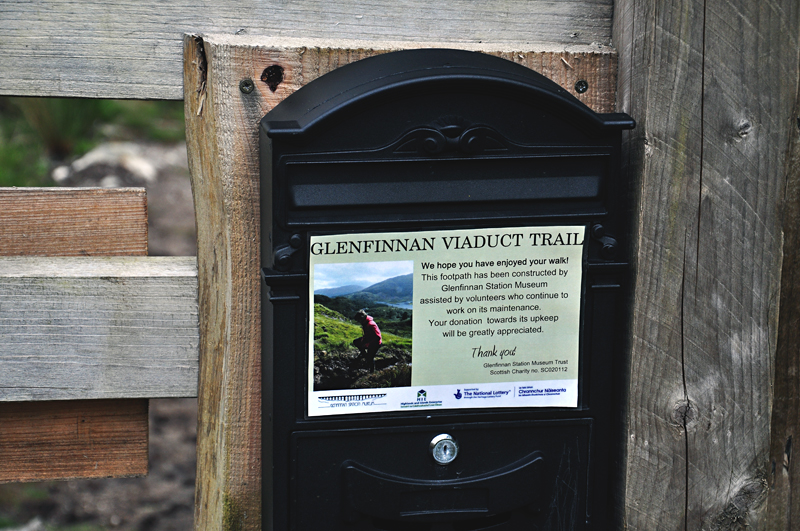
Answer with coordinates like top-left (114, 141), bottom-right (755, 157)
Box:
top-left (260, 49), bottom-right (634, 531)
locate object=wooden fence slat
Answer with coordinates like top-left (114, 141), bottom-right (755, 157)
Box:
top-left (0, 187), bottom-right (151, 482)
top-left (0, 1), bottom-right (614, 99)
top-left (183, 35), bottom-right (619, 531)
top-left (0, 256), bottom-right (199, 402)
top-left (613, 0), bottom-right (800, 528)
top-left (0, 400), bottom-right (149, 483)
top-left (0, 188), bottom-right (148, 256)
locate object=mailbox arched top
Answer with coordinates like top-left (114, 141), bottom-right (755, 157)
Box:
top-left (263, 48), bottom-right (634, 142)
top-left (260, 47), bottom-right (636, 232)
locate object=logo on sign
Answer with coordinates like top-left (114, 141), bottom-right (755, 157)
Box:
top-left (318, 393), bottom-right (387, 404)
top-left (401, 389), bottom-right (442, 409)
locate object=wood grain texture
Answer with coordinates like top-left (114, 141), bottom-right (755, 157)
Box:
top-left (766, 84), bottom-right (800, 529)
top-left (0, 399), bottom-right (149, 483)
top-left (0, 0), bottom-right (613, 100)
top-left (0, 257), bottom-right (199, 402)
top-left (0, 188), bottom-right (148, 256)
top-left (183, 34), bottom-right (619, 531)
top-left (190, 36), bottom-right (617, 114)
top-left (0, 187), bottom-right (151, 482)
top-left (185, 35), bottom-right (263, 531)
top-left (614, 0), bottom-right (800, 528)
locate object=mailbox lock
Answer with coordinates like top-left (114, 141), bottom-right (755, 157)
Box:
top-left (430, 434), bottom-right (459, 465)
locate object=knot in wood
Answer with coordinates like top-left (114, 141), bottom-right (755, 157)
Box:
top-left (736, 119), bottom-right (752, 140)
top-left (671, 399), bottom-right (696, 428)
top-left (261, 64), bottom-right (284, 92)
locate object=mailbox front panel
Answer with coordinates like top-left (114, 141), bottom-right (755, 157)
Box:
top-left (292, 420), bottom-right (592, 530)
top-left (261, 49), bottom-right (633, 531)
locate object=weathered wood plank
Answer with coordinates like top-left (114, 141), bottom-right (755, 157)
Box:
top-left (0, 399), bottom-right (149, 483)
top-left (614, 0), bottom-right (800, 528)
top-left (189, 36), bottom-right (617, 114)
top-left (0, 188), bottom-right (148, 256)
top-left (0, 257), bottom-right (199, 401)
top-left (0, 1), bottom-right (613, 99)
top-left (0, 187), bottom-right (152, 482)
top-left (183, 35), bottom-right (619, 531)
top-left (766, 81), bottom-right (800, 529)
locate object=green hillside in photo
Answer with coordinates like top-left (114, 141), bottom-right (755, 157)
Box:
top-left (313, 303), bottom-right (412, 391)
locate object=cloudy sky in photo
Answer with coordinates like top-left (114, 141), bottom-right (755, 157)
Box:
top-left (313, 260), bottom-right (413, 291)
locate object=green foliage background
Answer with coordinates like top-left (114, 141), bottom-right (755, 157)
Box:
top-left (0, 483), bottom-right (106, 530)
top-left (0, 97), bottom-right (184, 187)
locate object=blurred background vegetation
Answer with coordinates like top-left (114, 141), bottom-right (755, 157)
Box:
top-left (0, 483), bottom-right (106, 531)
top-left (0, 97), bottom-right (185, 187)
top-left (0, 97), bottom-right (190, 531)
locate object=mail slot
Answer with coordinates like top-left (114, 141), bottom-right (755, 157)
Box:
top-left (261, 49), bottom-right (634, 530)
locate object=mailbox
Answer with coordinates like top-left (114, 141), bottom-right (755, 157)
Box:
top-left (260, 49), bottom-right (634, 530)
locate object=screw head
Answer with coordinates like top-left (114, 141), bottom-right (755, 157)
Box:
top-left (575, 80), bottom-right (589, 94)
top-left (239, 78), bottom-right (255, 94)
top-left (601, 243), bottom-right (617, 259)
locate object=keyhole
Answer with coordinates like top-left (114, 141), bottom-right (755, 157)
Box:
top-left (430, 434), bottom-right (459, 464)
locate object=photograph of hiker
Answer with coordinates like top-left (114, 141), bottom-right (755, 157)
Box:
top-left (352, 310), bottom-right (381, 372)
top-left (311, 260), bottom-right (413, 391)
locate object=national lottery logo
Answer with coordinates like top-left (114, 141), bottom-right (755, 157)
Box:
top-left (454, 389), bottom-right (462, 399)
top-left (460, 387), bottom-right (511, 399)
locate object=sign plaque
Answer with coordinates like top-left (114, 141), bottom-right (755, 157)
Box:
top-left (308, 225), bottom-right (586, 416)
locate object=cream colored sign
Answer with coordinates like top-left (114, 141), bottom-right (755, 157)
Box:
top-left (308, 225), bottom-right (585, 416)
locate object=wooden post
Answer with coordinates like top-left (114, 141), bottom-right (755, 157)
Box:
top-left (613, 0), bottom-right (800, 528)
top-left (183, 34), bottom-right (619, 530)
top-left (766, 82), bottom-right (800, 529)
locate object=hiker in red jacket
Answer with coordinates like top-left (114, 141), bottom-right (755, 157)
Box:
top-left (353, 310), bottom-right (382, 372)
